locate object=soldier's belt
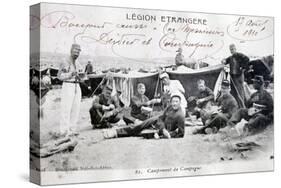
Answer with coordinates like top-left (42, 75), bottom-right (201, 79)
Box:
top-left (64, 81), bottom-right (80, 84)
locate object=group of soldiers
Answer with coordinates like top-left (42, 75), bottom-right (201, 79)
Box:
top-left (91, 82), bottom-right (185, 139)
top-left (56, 43), bottom-right (273, 140)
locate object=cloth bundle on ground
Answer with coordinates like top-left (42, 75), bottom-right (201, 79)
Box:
top-left (30, 137), bottom-right (78, 158)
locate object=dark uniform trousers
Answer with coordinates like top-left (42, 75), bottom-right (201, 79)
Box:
top-left (227, 87), bottom-right (273, 134)
top-left (207, 113), bottom-right (229, 129)
top-left (227, 108), bottom-right (271, 134)
top-left (196, 92), bottom-right (238, 134)
top-left (116, 115), bottom-right (161, 137)
top-left (89, 107), bottom-right (122, 128)
top-left (226, 52), bottom-right (250, 108)
top-left (116, 111), bottom-right (185, 138)
top-left (230, 73), bottom-right (245, 108)
top-left (195, 112), bottom-right (229, 134)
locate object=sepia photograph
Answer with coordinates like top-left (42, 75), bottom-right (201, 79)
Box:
top-left (29, 3), bottom-right (274, 185)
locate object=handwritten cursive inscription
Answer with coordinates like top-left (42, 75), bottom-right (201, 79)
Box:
top-left (227, 16), bottom-right (273, 41)
top-left (159, 22), bottom-right (225, 59)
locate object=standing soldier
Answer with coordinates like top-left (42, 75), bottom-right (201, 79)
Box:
top-left (81, 60), bottom-right (93, 97)
top-left (223, 44), bottom-right (249, 108)
top-left (175, 47), bottom-right (197, 68)
top-left (85, 60), bottom-right (93, 74)
top-left (175, 47), bottom-right (186, 66)
top-left (57, 44), bottom-right (83, 137)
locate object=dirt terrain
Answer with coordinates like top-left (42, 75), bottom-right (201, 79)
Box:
top-left (31, 88), bottom-right (274, 172)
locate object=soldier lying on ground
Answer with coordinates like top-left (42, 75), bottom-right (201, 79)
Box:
top-left (103, 95), bottom-right (185, 139)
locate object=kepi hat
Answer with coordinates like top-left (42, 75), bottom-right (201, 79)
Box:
top-left (221, 79), bottom-right (230, 88)
top-left (252, 75), bottom-right (264, 84)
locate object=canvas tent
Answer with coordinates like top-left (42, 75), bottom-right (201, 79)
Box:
top-left (87, 64), bottom-right (225, 107)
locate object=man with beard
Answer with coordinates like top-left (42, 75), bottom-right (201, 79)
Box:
top-left (223, 44), bottom-right (249, 108)
top-left (195, 79), bottom-right (214, 108)
top-left (57, 44), bottom-right (84, 137)
top-left (188, 79), bottom-right (214, 119)
top-left (227, 75), bottom-right (273, 134)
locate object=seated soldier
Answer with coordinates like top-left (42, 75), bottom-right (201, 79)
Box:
top-left (156, 95), bottom-right (185, 138)
top-left (89, 85), bottom-right (123, 129)
top-left (227, 75), bottom-right (273, 135)
top-left (130, 83), bottom-right (161, 121)
top-left (160, 72), bottom-right (187, 116)
top-left (194, 80), bottom-right (238, 134)
top-left (188, 79), bottom-right (214, 118)
top-left (103, 95), bottom-right (185, 139)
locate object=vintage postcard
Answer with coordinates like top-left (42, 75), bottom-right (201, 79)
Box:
top-left (30, 3), bottom-right (274, 185)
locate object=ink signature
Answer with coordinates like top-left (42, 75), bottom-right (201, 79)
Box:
top-left (227, 16), bottom-right (273, 41)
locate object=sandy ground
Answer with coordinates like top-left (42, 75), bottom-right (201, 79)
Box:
top-left (31, 88), bottom-right (274, 172)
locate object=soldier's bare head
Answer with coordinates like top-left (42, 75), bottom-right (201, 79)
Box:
top-left (170, 95), bottom-right (181, 110)
top-left (176, 47), bottom-right (183, 54)
top-left (137, 83), bottom-right (146, 95)
top-left (197, 79), bottom-right (206, 91)
top-left (229, 44), bottom-right (237, 55)
top-left (102, 85), bottom-right (113, 99)
top-left (71, 44), bottom-right (81, 60)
